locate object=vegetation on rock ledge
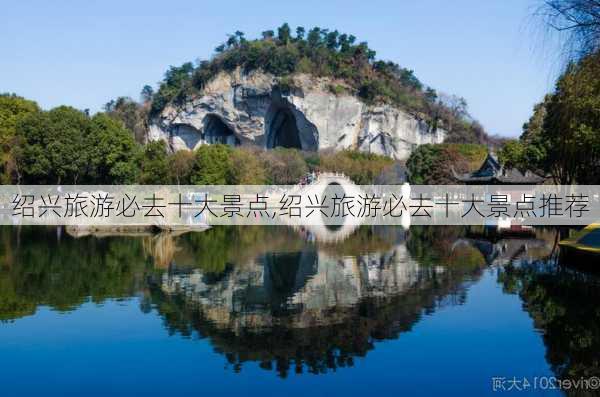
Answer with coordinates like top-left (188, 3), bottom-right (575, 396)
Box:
top-left (148, 23), bottom-right (490, 144)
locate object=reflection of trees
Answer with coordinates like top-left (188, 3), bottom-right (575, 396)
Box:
top-left (316, 226), bottom-right (402, 256)
top-left (498, 263), bottom-right (600, 382)
top-left (143, 227), bottom-right (305, 273)
top-left (0, 224), bottom-right (487, 378)
top-left (406, 226), bottom-right (485, 270)
top-left (142, 226), bottom-right (401, 272)
top-left (0, 226), bottom-right (151, 321)
top-left (148, 269), bottom-right (478, 378)
top-left (406, 226), bottom-right (557, 269)
top-left (147, 225), bottom-right (485, 378)
top-left (4, 223), bottom-right (599, 383)
top-left (0, 225), bottom-right (404, 322)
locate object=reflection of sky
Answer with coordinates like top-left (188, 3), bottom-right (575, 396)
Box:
top-left (0, 271), bottom-right (559, 397)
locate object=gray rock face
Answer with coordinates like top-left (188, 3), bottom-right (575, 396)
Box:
top-left (160, 242), bottom-right (425, 330)
top-left (148, 69), bottom-right (446, 160)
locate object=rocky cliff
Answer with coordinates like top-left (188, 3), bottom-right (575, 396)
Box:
top-left (148, 68), bottom-right (446, 160)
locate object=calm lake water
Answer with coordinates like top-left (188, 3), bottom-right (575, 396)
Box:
top-left (1, 225), bottom-right (599, 396)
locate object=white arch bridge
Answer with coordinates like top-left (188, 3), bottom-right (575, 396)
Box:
top-left (276, 172), bottom-right (366, 242)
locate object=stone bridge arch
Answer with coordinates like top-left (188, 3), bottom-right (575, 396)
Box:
top-left (278, 173), bottom-right (365, 241)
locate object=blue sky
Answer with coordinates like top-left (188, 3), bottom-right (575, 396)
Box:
top-left (0, 0), bottom-right (560, 137)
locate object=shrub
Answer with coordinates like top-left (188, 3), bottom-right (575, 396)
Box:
top-left (406, 143), bottom-right (486, 184)
top-left (138, 140), bottom-right (169, 184)
top-left (263, 148), bottom-right (308, 184)
top-left (168, 149), bottom-right (196, 185)
top-left (319, 150), bottom-right (393, 184)
top-left (191, 144), bottom-right (233, 185)
top-left (229, 147), bottom-right (268, 184)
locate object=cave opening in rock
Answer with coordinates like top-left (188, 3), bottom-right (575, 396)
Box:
top-left (204, 115), bottom-right (239, 146)
top-left (263, 250), bottom-right (318, 313)
top-left (269, 108), bottom-right (302, 150)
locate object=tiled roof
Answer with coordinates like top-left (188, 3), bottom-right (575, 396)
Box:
top-left (454, 153), bottom-right (546, 184)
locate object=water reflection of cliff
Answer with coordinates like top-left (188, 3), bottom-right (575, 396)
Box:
top-left (147, 226), bottom-right (488, 377)
top-left (3, 225), bottom-right (587, 381)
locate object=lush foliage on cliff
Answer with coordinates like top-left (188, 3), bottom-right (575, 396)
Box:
top-left (148, 24), bottom-right (489, 144)
top-left (104, 95), bottom-right (150, 144)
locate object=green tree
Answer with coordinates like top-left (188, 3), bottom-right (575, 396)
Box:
top-left (191, 144), bottom-right (233, 185)
top-left (325, 30), bottom-right (340, 50)
top-left (0, 94), bottom-right (39, 183)
top-left (540, 53), bottom-right (600, 183)
top-left (168, 149), bottom-right (195, 185)
top-left (140, 85), bottom-right (154, 103)
top-left (138, 140), bottom-right (169, 184)
top-left (104, 96), bottom-right (148, 144)
top-left (14, 106), bottom-right (90, 184)
top-left (86, 113), bottom-right (140, 184)
top-left (307, 27), bottom-right (322, 47)
top-left (515, 97), bottom-right (550, 174)
top-left (498, 140), bottom-right (526, 171)
top-left (261, 30), bottom-right (275, 40)
top-left (150, 62), bottom-right (194, 116)
top-left (230, 147), bottom-right (268, 184)
top-left (277, 23), bottom-right (292, 44)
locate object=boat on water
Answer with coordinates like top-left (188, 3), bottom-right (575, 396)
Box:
top-left (559, 223), bottom-right (600, 260)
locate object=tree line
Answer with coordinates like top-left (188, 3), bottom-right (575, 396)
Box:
top-left (0, 94), bottom-right (403, 185)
